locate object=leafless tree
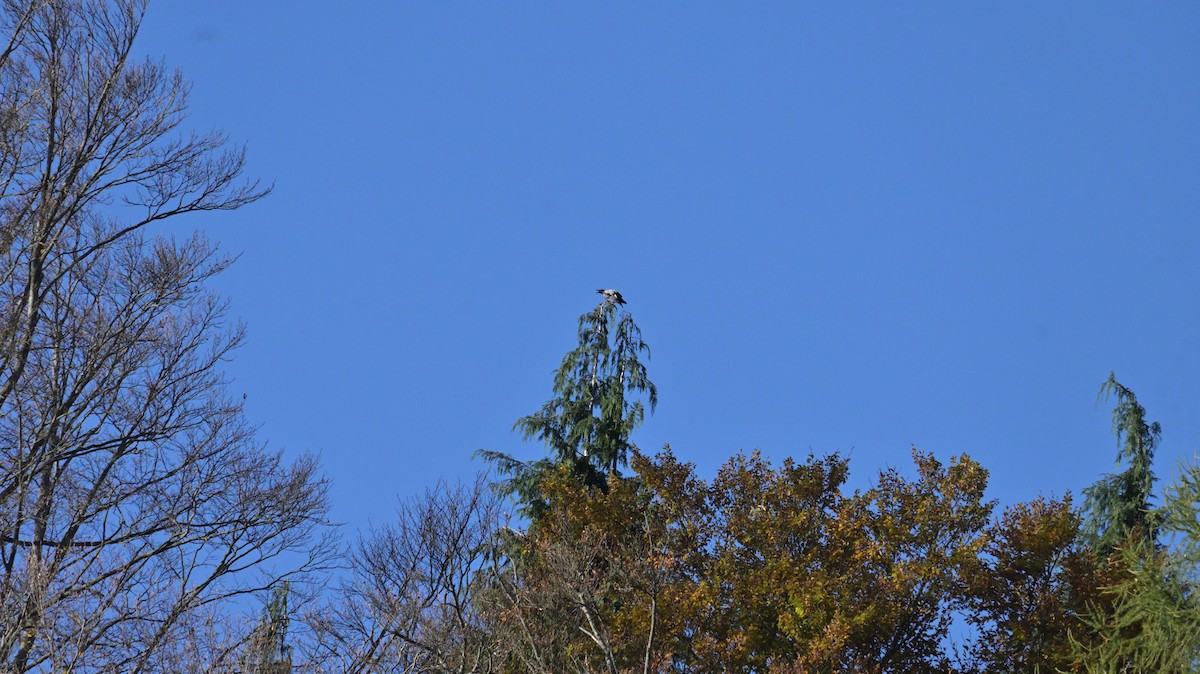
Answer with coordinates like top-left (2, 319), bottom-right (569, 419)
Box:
top-left (302, 475), bottom-right (504, 674)
top-left (0, 1), bottom-right (334, 672)
top-left (475, 470), bottom-right (672, 671)
top-left (482, 523), bottom-right (616, 674)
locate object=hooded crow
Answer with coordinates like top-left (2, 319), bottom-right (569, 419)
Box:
top-left (597, 288), bottom-right (626, 305)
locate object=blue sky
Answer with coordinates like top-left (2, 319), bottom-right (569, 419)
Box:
top-left (136, 3), bottom-right (1199, 528)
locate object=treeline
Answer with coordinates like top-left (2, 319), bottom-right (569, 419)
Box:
top-left (2, 2), bottom-right (1199, 673)
top-left (290, 302), bottom-right (1197, 674)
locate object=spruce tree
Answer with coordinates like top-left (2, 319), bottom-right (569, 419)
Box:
top-left (479, 297), bottom-right (656, 519)
top-left (242, 582), bottom-right (293, 674)
top-left (1082, 373), bottom-right (1162, 554)
top-left (1074, 462), bottom-right (1200, 674)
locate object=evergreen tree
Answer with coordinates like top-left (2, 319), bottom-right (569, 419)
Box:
top-left (242, 582), bottom-right (293, 674)
top-left (479, 297), bottom-right (656, 519)
top-left (1073, 375), bottom-right (1199, 673)
top-left (1074, 461), bottom-right (1200, 673)
top-left (1082, 373), bottom-right (1162, 553)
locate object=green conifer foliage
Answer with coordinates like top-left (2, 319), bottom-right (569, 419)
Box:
top-left (479, 299), bottom-right (656, 519)
top-left (1074, 461), bottom-right (1200, 673)
top-left (1073, 375), bottom-right (1200, 673)
top-left (242, 582), bottom-right (293, 674)
top-left (1082, 373), bottom-right (1162, 553)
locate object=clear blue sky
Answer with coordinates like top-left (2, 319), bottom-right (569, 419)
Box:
top-left (136, 3), bottom-right (1199, 529)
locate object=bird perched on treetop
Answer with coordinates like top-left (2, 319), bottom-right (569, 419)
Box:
top-left (597, 288), bottom-right (626, 305)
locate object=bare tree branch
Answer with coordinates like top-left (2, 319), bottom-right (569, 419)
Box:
top-left (302, 475), bottom-right (503, 674)
top-left (0, 3), bottom-right (323, 672)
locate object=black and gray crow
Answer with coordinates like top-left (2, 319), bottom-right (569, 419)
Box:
top-left (597, 288), bottom-right (626, 305)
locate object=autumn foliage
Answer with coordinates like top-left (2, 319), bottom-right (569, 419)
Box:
top-left (445, 305), bottom-right (1198, 674)
top-left (472, 446), bottom-right (1110, 673)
